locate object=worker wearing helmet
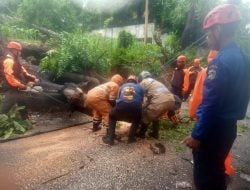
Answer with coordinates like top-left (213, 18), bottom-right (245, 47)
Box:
top-left (85, 74), bottom-right (123, 132)
top-left (182, 58), bottom-right (203, 101)
top-left (183, 4), bottom-right (250, 190)
top-left (102, 75), bottom-right (144, 145)
top-left (171, 55), bottom-right (186, 100)
top-left (0, 41), bottom-right (39, 119)
top-left (137, 71), bottom-right (181, 139)
top-left (189, 50), bottom-right (234, 177)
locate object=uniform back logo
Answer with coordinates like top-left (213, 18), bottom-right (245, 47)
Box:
top-left (123, 86), bottom-right (136, 100)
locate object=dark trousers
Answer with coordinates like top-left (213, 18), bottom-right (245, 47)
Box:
top-left (171, 86), bottom-right (183, 100)
top-left (109, 102), bottom-right (142, 138)
top-left (193, 120), bottom-right (237, 190)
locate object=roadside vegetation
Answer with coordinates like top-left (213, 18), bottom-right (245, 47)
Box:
top-left (0, 96), bottom-right (32, 139)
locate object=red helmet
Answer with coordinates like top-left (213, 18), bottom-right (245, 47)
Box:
top-left (127, 75), bottom-right (138, 83)
top-left (177, 55), bottom-right (186, 62)
top-left (7, 41), bottom-right (22, 51)
top-left (203, 4), bottom-right (241, 29)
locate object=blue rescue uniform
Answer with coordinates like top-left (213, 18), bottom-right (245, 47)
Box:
top-left (192, 42), bottom-right (250, 190)
top-left (108, 82), bottom-right (144, 141)
top-left (116, 83), bottom-right (144, 105)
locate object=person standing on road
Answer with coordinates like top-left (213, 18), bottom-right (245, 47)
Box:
top-left (182, 58), bottom-right (203, 101)
top-left (102, 75), bottom-right (144, 145)
top-left (85, 74), bottom-right (124, 132)
top-left (0, 41), bottom-right (39, 119)
top-left (183, 4), bottom-right (250, 190)
top-left (171, 55), bottom-right (186, 100)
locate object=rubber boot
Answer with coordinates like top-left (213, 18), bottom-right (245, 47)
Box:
top-left (92, 119), bottom-right (101, 132)
top-left (149, 120), bottom-right (160, 139)
top-left (102, 120), bottom-right (116, 145)
top-left (128, 122), bottom-right (138, 143)
top-left (136, 123), bottom-right (148, 139)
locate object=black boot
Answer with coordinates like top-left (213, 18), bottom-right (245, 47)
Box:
top-left (102, 134), bottom-right (115, 145)
top-left (136, 123), bottom-right (148, 139)
top-left (102, 120), bottom-right (116, 145)
top-left (128, 122), bottom-right (138, 143)
top-left (149, 120), bottom-right (160, 139)
top-left (92, 119), bottom-right (101, 132)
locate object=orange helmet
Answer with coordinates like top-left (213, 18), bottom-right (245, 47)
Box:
top-left (194, 58), bottom-right (201, 65)
top-left (203, 4), bottom-right (241, 29)
top-left (127, 75), bottom-right (138, 83)
top-left (111, 74), bottom-right (123, 86)
top-left (7, 41), bottom-right (22, 51)
top-left (177, 55), bottom-right (186, 62)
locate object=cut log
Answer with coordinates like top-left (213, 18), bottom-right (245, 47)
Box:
top-left (21, 43), bottom-right (49, 64)
top-left (32, 24), bottom-right (60, 38)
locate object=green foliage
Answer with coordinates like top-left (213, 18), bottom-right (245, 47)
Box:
top-left (0, 24), bottom-right (41, 41)
top-left (41, 31), bottom-right (162, 77)
top-left (159, 119), bottom-right (194, 152)
top-left (41, 32), bottom-right (114, 77)
top-left (111, 42), bottom-right (162, 76)
top-left (0, 96), bottom-right (32, 139)
top-left (118, 30), bottom-right (134, 49)
top-left (164, 32), bottom-right (181, 59)
top-left (238, 124), bottom-right (249, 134)
top-left (16, 0), bottom-right (102, 32)
top-left (159, 120), bottom-right (193, 142)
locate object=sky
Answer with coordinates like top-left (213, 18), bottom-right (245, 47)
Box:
top-left (73, 0), bottom-right (139, 13)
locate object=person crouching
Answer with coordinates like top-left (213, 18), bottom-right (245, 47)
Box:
top-left (85, 74), bottom-right (124, 132)
top-left (102, 75), bottom-right (144, 145)
top-left (137, 71), bottom-right (182, 139)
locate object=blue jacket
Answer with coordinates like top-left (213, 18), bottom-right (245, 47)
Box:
top-left (116, 82), bottom-right (144, 104)
top-left (192, 42), bottom-right (250, 141)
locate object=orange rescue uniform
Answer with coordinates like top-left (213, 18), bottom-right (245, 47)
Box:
top-left (3, 55), bottom-right (37, 88)
top-left (85, 75), bottom-right (123, 127)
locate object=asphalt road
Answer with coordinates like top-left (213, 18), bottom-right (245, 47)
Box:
top-left (0, 117), bottom-right (249, 190)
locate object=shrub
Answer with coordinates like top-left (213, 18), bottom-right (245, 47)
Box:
top-left (0, 24), bottom-right (42, 41)
top-left (118, 30), bottom-right (134, 49)
top-left (111, 42), bottom-right (162, 77)
top-left (41, 32), bottom-right (114, 77)
top-left (0, 96), bottom-right (32, 139)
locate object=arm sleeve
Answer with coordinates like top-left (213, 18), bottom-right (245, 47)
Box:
top-left (191, 62), bottom-right (228, 141)
top-left (3, 59), bottom-right (26, 88)
top-left (183, 68), bottom-right (190, 92)
top-left (108, 83), bottom-right (119, 101)
top-left (21, 66), bottom-right (37, 81)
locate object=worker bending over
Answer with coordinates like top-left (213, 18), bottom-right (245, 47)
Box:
top-left (102, 75), bottom-right (144, 145)
top-left (137, 71), bottom-right (181, 139)
top-left (85, 74), bottom-right (123, 132)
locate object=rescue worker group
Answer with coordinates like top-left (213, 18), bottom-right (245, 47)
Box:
top-left (1, 4), bottom-right (250, 190)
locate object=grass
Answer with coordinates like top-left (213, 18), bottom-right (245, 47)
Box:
top-left (238, 124), bottom-right (249, 134)
top-left (245, 115), bottom-right (250, 120)
top-left (159, 119), bottom-right (194, 142)
top-left (157, 118), bottom-right (195, 152)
